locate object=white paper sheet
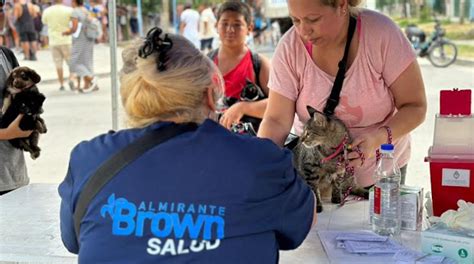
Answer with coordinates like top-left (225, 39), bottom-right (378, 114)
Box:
top-left (319, 230), bottom-right (399, 263)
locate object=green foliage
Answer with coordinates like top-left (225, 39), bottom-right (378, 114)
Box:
top-left (117, 0), bottom-right (225, 14)
top-left (117, 0), bottom-right (161, 13)
top-left (446, 30), bottom-right (474, 40)
top-left (458, 44), bottom-right (474, 59)
top-left (440, 18), bottom-right (451, 25)
top-left (396, 18), bottom-right (416, 27)
top-left (176, 0), bottom-right (224, 8)
top-left (419, 5), bottom-right (432, 23)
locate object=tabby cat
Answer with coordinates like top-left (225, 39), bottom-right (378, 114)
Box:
top-left (293, 106), bottom-right (354, 212)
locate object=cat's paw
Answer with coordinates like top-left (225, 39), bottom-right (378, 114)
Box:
top-left (331, 196), bottom-right (341, 204)
top-left (30, 151), bottom-right (40, 160)
top-left (316, 204), bottom-right (323, 213)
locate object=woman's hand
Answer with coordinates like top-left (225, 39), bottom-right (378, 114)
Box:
top-left (2, 115), bottom-right (33, 140)
top-left (347, 129), bottom-right (386, 168)
top-left (219, 102), bottom-right (247, 129)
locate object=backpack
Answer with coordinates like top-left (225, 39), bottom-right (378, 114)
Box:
top-left (207, 49), bottom-right (261, 88)
top-left (84, 15), bottom-right (102, 41)
top-left (207, 49), bottom-right (265, 133)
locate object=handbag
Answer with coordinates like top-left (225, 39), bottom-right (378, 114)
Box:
top-left (72, 122), bottom-right (198, 245)
top-left (284, 16), bottom-right (357, 149)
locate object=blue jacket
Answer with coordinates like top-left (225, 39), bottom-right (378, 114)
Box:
top-left (59, 119), bottom-right (314, 263)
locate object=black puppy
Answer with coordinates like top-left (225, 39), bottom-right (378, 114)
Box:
top-left (225, 79), bottom-right (267, 134)
top-left (240, 79), bottom-right (266, 102)
top-left (0, 89), bottom-right (47, 159)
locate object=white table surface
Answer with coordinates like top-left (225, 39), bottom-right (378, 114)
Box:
top-left (0, 184), bottom-right (421, 263)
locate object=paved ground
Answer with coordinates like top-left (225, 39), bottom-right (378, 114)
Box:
top-left (10, 43), bottom-right (474, 196)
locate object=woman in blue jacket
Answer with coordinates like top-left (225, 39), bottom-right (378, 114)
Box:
top-left (58, 27), bottom-right (316, 263)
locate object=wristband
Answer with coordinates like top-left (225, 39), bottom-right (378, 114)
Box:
top-left (381, 125), bottom-right (393, 144)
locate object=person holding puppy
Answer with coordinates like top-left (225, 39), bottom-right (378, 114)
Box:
top-left (0, 45), bottom-right (32, 196)
top-left (258, 0), bottom-right (427, 187)
top-left (210, 1), bottom-right (271, 132)
top-left (58, 27), bottom-right (316, 262)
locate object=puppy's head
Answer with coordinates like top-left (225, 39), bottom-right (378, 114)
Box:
top-left (6, 67), bottom-right (41, 94)
top-left (240, 79), bottom-right (265, 102)
top-left (14, 91), bottom-right (46, 115)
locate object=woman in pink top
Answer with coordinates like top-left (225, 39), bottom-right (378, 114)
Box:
top-left (258, 0), bottom-right (427, 187)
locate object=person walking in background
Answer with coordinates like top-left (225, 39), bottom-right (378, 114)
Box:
top-left (30, 0), bottom-right (43, 48)
top-left (42, 0), bottom-right (73, 91)
top-left (0, 44), bottom-right (31, 196)
top-left (117, 5), bottom-right (128, 41)
top-left (13, 0), bottom-right (38, 60)
top-left (37, 0), bottom-right (51, 49)
top-left (179, 2), bottom-right (200, 49)
top-left (252, 8), bottom-right (265, 46)
top-left (175, 3), bottom-right (184, 30)
top-left (0, 1), bottom-right (6, 46)
top-left (62, 0), bottom-right (98, 93)
top-left (90, 0), bottom-right (107, 43)
top-left (198, 2), bottom-right (216, 53)
top-left (128, 4), bottom-right (138, 38)
top-left (4, 2), bottom-right (20, 51)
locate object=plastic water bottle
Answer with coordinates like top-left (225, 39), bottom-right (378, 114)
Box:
top-left (372, 144), bottom-right (401, 236)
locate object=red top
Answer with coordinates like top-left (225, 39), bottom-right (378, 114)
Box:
top-left (214, 50), bottom-right (256, 99)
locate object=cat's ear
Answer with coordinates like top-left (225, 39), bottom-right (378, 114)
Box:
top-left (307, 105), bottom-right (326, 119)
top-left (306, 105), bottom-right (318, 118)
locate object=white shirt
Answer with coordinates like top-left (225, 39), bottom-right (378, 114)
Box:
top-left (199, 7), bottom-right (216, 39)
top-left (180, 8), bottom-right (200, 48)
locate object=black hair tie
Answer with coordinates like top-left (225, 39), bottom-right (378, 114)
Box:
top-left (138, 27), bottom-right (173, 72)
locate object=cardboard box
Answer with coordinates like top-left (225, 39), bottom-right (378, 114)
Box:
top-left (400, 186), bottom-right (423, 231)
top-left (422, 224), bottom-right (474, 264)
top-left (368, 185), bottom-right (423, 231)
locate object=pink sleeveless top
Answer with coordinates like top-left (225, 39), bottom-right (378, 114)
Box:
top-left (214, 50), bottom-right (256, 99)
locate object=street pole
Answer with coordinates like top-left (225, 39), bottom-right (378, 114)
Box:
top-left (172, 0), bottom-right (178, 33)
top-left (108, 0), bottom-right (119, 131)
top-left (161, 0), bottom-right (171, 32)
top-left (137, 0), bottom-right (144, 37)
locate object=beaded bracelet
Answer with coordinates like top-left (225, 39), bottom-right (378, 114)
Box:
top-left (375, 125), bottom-right (393, 162)
top-left (381, 125), bottom-right (393, 144)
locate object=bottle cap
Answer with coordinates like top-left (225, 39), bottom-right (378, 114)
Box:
top-left (380, 144), bottom-right (394, 152)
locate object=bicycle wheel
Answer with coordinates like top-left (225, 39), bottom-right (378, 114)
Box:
top-left (428, 41), bottom-right (458, 67)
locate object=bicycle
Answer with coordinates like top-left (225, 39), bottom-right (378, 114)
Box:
top-left (405, 17), bottom-right (458, 67)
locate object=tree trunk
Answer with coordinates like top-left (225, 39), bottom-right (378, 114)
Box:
top-left (445, 0), bottom-right (451, 18)
top-left (460, 0), bottom-right (466, 24)
top-left (402, 0), bottom-right (408, 17)
top-left (415, 0), bottom-right (423, 20)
